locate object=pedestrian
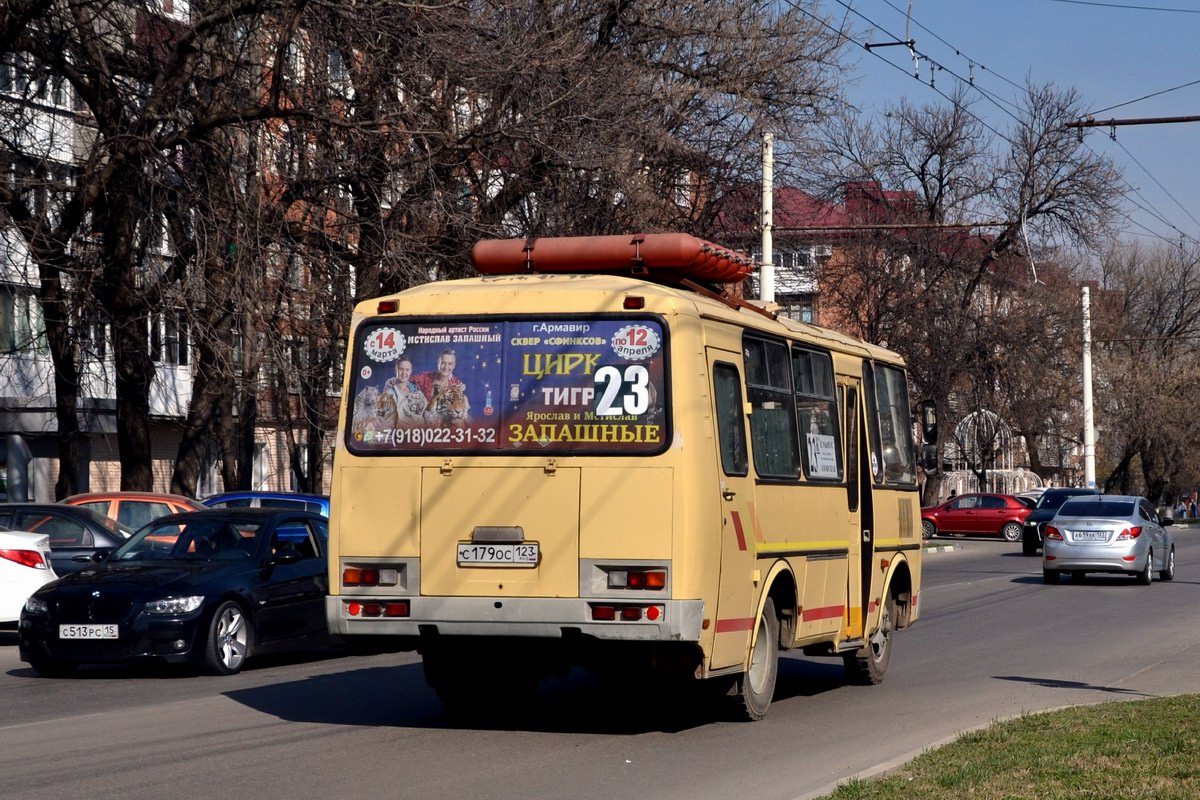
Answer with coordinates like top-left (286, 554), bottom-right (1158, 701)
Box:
top-left (1191, 500), bottom-right (1197, 519)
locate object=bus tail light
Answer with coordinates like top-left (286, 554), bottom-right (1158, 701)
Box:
top-left (1116, 526), bottom-right (1143, 541)
top-left (346, 601), bottom-right (408, 618)
top-left (591, 605), bottom-right (616, 621)
top-left (1044, 526), bottom-right (1063, 540)
top-left (590, 603), bottom-right (665, 622)
top-left (343, 566), bottom-right (397, 587)
top-left (607, 568), bottom-right (666, 590)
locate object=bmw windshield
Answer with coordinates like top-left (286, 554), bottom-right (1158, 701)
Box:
top-left (112, 519), bottom-right (264, 562)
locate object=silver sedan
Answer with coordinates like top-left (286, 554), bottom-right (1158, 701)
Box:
top-left (1043, 494), bottom-right (1176, 585)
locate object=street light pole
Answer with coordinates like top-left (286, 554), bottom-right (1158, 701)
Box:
top-left (1082, 285), bottom-right (1097, 488)
top-left (760, 131), bottom-right (774, 303)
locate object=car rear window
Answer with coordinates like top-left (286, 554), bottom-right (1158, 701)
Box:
top-left (258, 498), bottom-right (309, 511)
top-left (1057, 500), bottom-right (1134, 518)
top-left (1037, 490), bottom-right (1094, 510)
top-left (210, 498), bottom-right (253, 508)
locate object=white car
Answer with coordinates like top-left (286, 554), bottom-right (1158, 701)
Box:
top-left (1, 529), bottom-right (57, 624)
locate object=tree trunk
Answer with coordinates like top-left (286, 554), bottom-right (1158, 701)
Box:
top-left (39, 275), bottom-right (81, 499)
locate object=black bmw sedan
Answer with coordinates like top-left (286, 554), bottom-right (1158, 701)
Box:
top-left (18, 508), bottom-right (330, 676)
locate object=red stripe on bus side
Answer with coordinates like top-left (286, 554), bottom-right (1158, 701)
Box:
top-left (730, 511), bottom-right (748, 551)
top-left (715, 617), bottom-right (756, 633)
top-left (801, 605), bottom-right (845, 622)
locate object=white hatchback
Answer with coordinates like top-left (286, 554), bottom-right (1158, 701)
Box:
top-left (0, 530), bottom-right (57, 624)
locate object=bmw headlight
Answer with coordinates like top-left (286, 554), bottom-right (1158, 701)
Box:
top-left (144, 596), bottom-right (204, 615)
top-left (23, 597), bottom-right (48, 615)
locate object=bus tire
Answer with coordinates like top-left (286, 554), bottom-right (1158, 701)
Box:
top-left (731, 598), bottom-right (779, 721)
top-left (843, 595), bottom-right (894, 685)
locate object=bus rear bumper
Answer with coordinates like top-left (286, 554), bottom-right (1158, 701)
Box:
top-left (328, 596), bottom-right (704, 642)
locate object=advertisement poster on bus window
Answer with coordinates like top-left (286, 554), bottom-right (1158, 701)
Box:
top-left (347, 318), bottom-right (668, 454)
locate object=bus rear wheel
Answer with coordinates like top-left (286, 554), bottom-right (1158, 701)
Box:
top-left (843, 595), bottom-right (894, 685)
top-left (731, 598), bottom-right (779, 721)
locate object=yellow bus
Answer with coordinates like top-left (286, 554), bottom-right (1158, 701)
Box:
top-left (328, 233), bottom-right (926, 720)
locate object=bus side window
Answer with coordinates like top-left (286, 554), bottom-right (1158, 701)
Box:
top-left (713, 364), bottom-right (748, 476)
top-left (793, 347), bottom-right (843, 481)
top-left (872, 364), bottom-right (917, 485)
top-left (844, 386), bottom-right (860, 513)
top-left (743, 337), bottom-right (800, 479)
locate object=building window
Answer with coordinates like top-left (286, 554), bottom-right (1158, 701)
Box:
top-left (778, 294), bottom-right (816, 324)
top-left (290, 440), bottom-right (310, 491)
top-left (0, 285), bottom-right (46, 354)
top-left (149, 310), bottom-right (189, 365)
top-left (252, 442), bottom-right (269, 490)
top-left (82, 312), bottom-right (110, 360)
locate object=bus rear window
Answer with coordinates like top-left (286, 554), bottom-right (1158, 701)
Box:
top-left (347, 318), bottom-right (668, 455)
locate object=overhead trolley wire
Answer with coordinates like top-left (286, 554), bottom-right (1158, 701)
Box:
top-left (805, 0), bottom-right (1199, 247)
top-left (1089, 77), bottom-right (1200, 116)
top-left (1041, 0), bottom-right (1200, 14)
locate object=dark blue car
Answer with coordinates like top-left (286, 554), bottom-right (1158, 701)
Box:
top-left (201, 491), bottom-right (329, 518)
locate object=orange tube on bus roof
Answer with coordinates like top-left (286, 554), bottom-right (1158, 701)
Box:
top-left (471, 233), bottom-right (753, 284)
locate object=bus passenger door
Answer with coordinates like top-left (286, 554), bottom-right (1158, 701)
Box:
top-left (842, 382), bottom-right (874, 641)
top-left (707, 352), bottom-right (758, 670)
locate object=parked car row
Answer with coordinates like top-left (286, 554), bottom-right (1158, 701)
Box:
top-left (0, 491), bottom-right (330, 631)
top-left (17, 508), bottom-right (330, 676)
top-left (922, 488), bottom-right (1178, 587)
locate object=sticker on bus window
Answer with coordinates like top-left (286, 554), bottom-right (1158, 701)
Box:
top-left (807, 433), bottom-right (840, 479)
top-left (363, 327), bottom-right (406, 362)
top-left (348, 319), bottom-right (667, 454)
top-left (611, 324), bottom-right (661, 361)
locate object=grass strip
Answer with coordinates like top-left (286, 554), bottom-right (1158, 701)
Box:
top-left (825, 694), bottom-right (1200, 800)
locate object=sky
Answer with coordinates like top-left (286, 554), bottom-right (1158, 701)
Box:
top-left (813, 0), bottom-right (1200, 249)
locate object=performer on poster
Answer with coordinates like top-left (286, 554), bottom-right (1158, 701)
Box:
top-left (384, 357), bottom-right (428, 425)
top-left (416, 349), bottom-right (472, 426)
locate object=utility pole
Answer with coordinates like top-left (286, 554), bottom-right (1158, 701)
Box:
top-left (760, 131), bottom-right (774, 303)
top-left (1082, 286), bottom-right (1097, 489)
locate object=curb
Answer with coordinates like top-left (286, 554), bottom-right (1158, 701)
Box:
top-left (922, 542), bottom-right (960, 553)
top-left (788, 702), bottom-right (1105, 800)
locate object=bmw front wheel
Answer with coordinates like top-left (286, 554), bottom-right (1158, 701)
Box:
top-left (205, 601), bottom-right (252, 675)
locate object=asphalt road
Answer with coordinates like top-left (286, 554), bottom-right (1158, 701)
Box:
top-left (3, 531), bottom-right (1200, 800)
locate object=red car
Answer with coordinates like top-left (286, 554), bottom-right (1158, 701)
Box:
top-left (921, 493), bottom-right (1032, 541)
top-left (63, 491), bottom-right (201, 530)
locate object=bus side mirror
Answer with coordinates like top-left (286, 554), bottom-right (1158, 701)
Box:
top-left (919, 401), bottom-right (938, 444)
top-left (920, 443), bottom-right (938, 471)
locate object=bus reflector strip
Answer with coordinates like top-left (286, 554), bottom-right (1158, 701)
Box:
top-left (801, 605), bottom-right (845, 622)
top-left (730, 512), bottom-right (748, 551)
top-left (715, 617), bottom-right (755, 633)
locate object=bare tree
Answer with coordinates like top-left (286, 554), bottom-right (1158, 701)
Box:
top-left (1094, 241), bottom-right (1200, 502)
top-left (802, 83), bottom-right (1124, 501)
